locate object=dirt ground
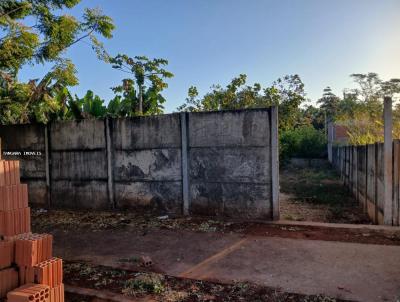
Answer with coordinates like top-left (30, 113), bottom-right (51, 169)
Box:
top-left (63, 261), bottom-right (349, 302)
top-left (280, 165), bottom-right (371, 224)
top-left (31, 209), bottom-right (400, 246)
top-left (30, 209), bottom-right (400, 302)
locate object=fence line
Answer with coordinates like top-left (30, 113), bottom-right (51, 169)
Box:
top-left (332, 142), bottom-right (400, 226)
top-left (0, 108), bottom-right (278, 220)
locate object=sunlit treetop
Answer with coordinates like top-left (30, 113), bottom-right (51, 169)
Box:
top-left (0, 0), bottom-right (115, 76)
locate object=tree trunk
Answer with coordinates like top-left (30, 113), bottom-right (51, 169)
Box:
top-left (138, 85), bottom-right (143, 115)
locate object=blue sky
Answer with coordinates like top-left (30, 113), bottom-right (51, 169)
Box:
top-left (19, 0), bottom-right (400, 112)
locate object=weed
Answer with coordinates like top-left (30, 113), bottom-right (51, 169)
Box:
top-left (122, 273), bottom-right (165, 296)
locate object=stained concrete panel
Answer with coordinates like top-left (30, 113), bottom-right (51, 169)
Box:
top-left (25, 180), bottom-right (48, 206)
top-left (0, 124), bottom-right (45, 151)
top-left (51, 180), bottom-right (108, 209)
top-left (190, 182), bottom-right (270, 219)
top-left (115, 182), bottom-right (182, 214)
top-left (51, 151), bottom-right (107, 180)
top-left (50, 120), bottom-right (106, 150)
top-left (0, 124), bottom-right (47, 206)
top-left (188, 110), bottom-right (270, 148)
top-left (189, 147), bottom-right (270, 183)
top-left (114, 149), bottom-right (181, 182)
top-left (112, 114), bottom-right (181, 150)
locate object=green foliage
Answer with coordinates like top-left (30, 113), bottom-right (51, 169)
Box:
top-left (301, 105), bottom-right (325, 130)
top-left (65, 90), bottom-right (107, 119)
top-left (0, 1), bottom-right (115, 72)
top-left (177, 74), bottom-right (306, 131)
top-left (0, 0), bottom-right (115, 124)
top-left (315, 73), bottom-right (400, 146)
top-left (280, 126), bottom-right (327, 162)
top-left (109, 55), bottom-right (173, 115)
top-left (0, 59), bottom-right (78, 123)
top-left (317, 86), bottom-right (339, 119)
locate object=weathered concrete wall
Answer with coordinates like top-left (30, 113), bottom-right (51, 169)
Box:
top-left (50, 119), bottom-right (109, 209)
top-left (188, 110), bottom-right (272, 219)
top-left (0, 108), bottom-right (277, 219)
top-left (0, 124), bottom-right (47, 205)
top-left (333, 141), bottom-right (398, 225)
top-left (357, 146), bottom-right (367, 212)
top-left (111, 115), bottom-right (183, 214)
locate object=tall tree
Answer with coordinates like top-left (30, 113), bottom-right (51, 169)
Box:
top-left (317, 86), bottom-right (340, 120)
top-left (109, 55), bottom-right (174, 115)
top-left (0, 0), bottom-right (115, 124)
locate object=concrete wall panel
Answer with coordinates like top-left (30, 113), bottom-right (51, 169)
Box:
top-left (190, 182), bottom-right (270, 219)
top-left (115, 181), bottom-right (182, 214)
top-left (0, 124), bottom-right (46, 206)
top-left (189, 110), bottom-right (270, 147)
top-left (51, 151), bottom-right (107, 180)
top-left (189, 147), bottom-right (270, 183)
top-left (112, 115), bottom-right (181, 150)
top-left (188, 109), bottom-right (273, 218)
top-left (114, 149), bottom-right (181, 182)
top-left (376, 143), bottom-right (385, 213)
top-left (51, 180), bottom-right (108, 209)
top-left (50, 120), bottom-right (105, 150)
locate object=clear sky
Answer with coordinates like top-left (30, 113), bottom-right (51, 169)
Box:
top-left (19, 0), bottom-right (400, 112)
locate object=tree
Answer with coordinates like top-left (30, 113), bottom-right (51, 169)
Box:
top-left (317, 86), bottom-right (340, 120)
top-left (333, 73), bottom-right (400, 145)
top-left (0, 59), bottom-right (78, 123)
top-left (109, 55), bottom-right (174, 115)
top-left (0, 0), bottom-right (115, 124)
top-left (65, 90), bottom-right (107, 120)
top-left (178, 74), bottom-right (306, 131)
top-left (0, 1), bottom-right (114, 76)
top-left (301, 105), bottom-right (325, 130)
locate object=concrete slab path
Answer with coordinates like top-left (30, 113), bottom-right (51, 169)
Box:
top-left (52, 228), bottom-right (400, 302)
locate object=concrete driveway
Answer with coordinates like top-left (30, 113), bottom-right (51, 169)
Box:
top-left (51, 227), bottom-right (400, 302)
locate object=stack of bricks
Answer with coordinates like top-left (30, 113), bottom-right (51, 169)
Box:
top-left (0, 139), bottom-right (64, 302)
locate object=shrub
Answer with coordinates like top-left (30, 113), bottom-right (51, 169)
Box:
top-left (280, 126), bottom-right (327, 163)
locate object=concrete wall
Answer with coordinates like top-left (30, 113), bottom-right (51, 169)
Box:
top-left (188, 110), bottom-right (272, 219)
top-left (0, 124), bottom-right (47, 205)
top-left (332, 142), bottom-right (400, 225)
top-left (50, 119), bottom-right (109, 209)
top-left (111, 115), bottom-right (183, 214)
top-left (0, 108), bottom-right (278, 219)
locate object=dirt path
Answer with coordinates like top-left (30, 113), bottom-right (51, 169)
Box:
top-left (280, 165), bottom-right (371, 224)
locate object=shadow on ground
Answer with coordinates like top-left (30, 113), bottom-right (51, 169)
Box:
top-left (280, 165), bottom-right (371, 224)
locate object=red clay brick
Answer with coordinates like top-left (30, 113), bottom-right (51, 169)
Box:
top-left (0, 240), bottom-right (14, 269)
top-left (15, 234), bottom-right (53, 267)
top-left (33, 258), bottom-right (63, 288)
top-left (0, 207), bottom-right (31, 237)
top-left (0, 267), bottom-right (19, 298)
top-left (7, 283), bottom-right (50, 302)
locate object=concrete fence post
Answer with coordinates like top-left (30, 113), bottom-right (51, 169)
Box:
top-left (374, 143), bottom-right (379, 223)
top-left (393, 140), bottom-right (399, 226)
top-left (105, 117), bottom-right (115, 209)
top-left (327, 121), bottom-right (333, 163)
top-left (364, 145), bottom-right (368, 214)
top-left (383, 97), bottom-right (393, 225)
top-left (44, 125), bottom-right (51, 207)
top-left (180, 112), bottom-right (190, 216)
top-left (354, 146), bottom-right (359, 202)
top-left (271, 106), bottom-right (279, 220)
